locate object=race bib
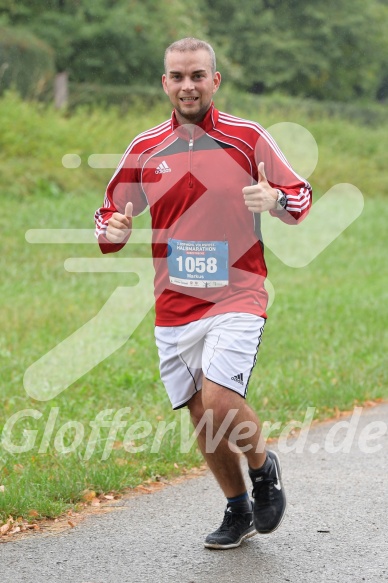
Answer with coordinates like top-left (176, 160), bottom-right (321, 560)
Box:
top-left (167, 239), bottom-right (229, 288)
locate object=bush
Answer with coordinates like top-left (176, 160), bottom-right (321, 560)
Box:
top-left (0, 26), bottom-right (55, 99)
top-left (67, 82), bottom-right (164, 111)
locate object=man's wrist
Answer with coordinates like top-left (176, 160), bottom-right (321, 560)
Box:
top-left (275, 189), bottom-right (287, 210)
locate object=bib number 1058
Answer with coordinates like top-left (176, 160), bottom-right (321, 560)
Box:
top-left (176, 256), bottom-right (217, 274)
top-left (167, 239), bottom-right (229, 287)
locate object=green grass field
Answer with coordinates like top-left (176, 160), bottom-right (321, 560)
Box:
top-left (0, 93), bottom-right (387, 524)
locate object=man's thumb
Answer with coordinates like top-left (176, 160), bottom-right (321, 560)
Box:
top-left (257, 162), bottom-right (267, 183)
top-left (125, 202), bottom-right (133, 219)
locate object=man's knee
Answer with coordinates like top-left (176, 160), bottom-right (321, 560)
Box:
top-left (187, 391), bottom-right (205, 427)
top-left (202, 380), bottom-right (244, 421)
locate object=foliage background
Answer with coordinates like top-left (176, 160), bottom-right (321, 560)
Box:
top-left (1, 0), bottom-right (388, 102)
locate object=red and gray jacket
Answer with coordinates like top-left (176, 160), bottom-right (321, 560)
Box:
top-left (94, 103), bottom-right (312, 326)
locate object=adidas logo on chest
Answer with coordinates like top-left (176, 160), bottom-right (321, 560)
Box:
top-left (155, 160), bottom-right (172, 174)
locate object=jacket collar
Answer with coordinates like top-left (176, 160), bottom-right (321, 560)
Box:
top-left (171, 102), bottom-right (218, 134)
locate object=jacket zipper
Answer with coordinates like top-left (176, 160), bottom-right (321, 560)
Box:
top-left (188, 138), bottom-right (193, 188)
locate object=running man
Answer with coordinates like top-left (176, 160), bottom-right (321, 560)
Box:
top-left (95, 37), bottom-right (312, 549)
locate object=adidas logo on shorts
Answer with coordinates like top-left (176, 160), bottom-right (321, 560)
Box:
top-left (231, 372), bottom-right (244, 385)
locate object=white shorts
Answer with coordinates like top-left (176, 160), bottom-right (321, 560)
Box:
top-left (155, 312), bottom-right (266, 409)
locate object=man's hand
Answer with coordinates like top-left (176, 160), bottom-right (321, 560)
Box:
top-left (105, 202), bottom-right (133, 243)
top-left (242, 162), bottom-right (278, 213)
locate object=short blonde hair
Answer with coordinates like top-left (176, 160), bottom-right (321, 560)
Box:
top-left (164, 38), bottom-right (216, 75)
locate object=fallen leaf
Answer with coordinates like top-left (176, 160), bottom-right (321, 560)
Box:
top-left (68, 520), bottom-right (76, 528)
top-left (0, 485), bottom-right (5, 492)
top-left (103, 495), bottom-right (114, 500)
top-left (286, 421), bottom-right (298, 436)
top-left (146, 482), bottom-right (165, 491)
top-left (134, 485), bottom-right (151, 493)
top-left (91, 498), bottom-right (100, 507)
top-left (28, 510), bottom-right (39, 518)
top-left (81, 489), bottom-right (96, 502)
top-left (0, 522), bottom-right (11, 535)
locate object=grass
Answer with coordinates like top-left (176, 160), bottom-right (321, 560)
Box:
top-left (0, 93), bottom-right (387, 524)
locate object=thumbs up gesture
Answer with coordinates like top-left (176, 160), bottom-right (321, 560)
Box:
top-left (242, 162), bottom-right (278, 213)
top-left (106, 202), bottom-right (133, 243)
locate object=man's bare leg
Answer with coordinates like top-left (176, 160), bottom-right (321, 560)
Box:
top-left (187, 391), bottom-right (246, 497)
top-left (188, 378), bottom-right (286, 547)
top-left (187, 379), bottom-right (266, 497)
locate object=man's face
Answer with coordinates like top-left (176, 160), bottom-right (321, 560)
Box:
top-left (162, 49), bottom-right (221, 125)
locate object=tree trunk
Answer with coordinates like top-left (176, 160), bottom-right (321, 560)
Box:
top-left (54, 72), bottom-right (68, 109)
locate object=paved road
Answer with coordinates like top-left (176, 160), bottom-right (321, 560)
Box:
top-left (1, 404), bottom-right (387, 583)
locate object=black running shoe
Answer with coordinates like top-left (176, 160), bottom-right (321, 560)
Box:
top-left (249, 450), bottom-right (287, 534)
top-left (204, 506), bottom-right (257, 549)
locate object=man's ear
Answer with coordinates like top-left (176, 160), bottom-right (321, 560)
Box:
top-left (162, 74), bottom-right (168, 95)
top-left (213, 72), bottom-right (221, 94)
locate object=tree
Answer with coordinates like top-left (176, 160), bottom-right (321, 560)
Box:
top-left (0, 26), bottom-right (55, 98)
top-left (2, 0), bottom-right (387, 102)
top-left (205, 0), bottom-right (388, 101)
top-left (0, 0), bottom-right (209, 86)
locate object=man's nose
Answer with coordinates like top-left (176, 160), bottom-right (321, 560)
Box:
top-left (182, 76), bottom-right (195, 91)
